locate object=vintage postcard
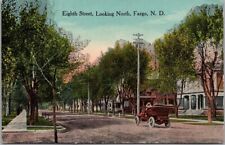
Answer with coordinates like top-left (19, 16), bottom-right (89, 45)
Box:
top-left (1, 0), bottom-right (224, 144)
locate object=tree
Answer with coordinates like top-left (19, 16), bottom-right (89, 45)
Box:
top-left (98, 42), bottom-right (151, 115)
top-left (183, 5), bottom-right (223, 123)
top-left (11, 80), bottom-right (29, 113)
top-left (154, 4), bottom-right (223, 122)
top-left (2, 0), bottom-right (18, 116)
top-left (68, 42), bottom-right (151, 115)
top-left (154, 27), bottom-right (195, 117)
top-left (15, 2), bottom-right (49, 124)
top-left (34, 25), bottom-right (75, 143)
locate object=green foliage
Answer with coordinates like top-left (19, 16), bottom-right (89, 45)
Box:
top-left (99, 43), bottom-right (151, 95)
top-left (11, 80), bottom-right (29, 108)
top-left (2, 0), bottom-right (77, 122)
top-left (15, 0), bottom-right (74, 100)
top-left (153, 4), bottom-right (223, 94)
top-left (68, 42), bottom-right (151, 103)
top-left (2, 114), bottom-right (16, 126)
top-left (2, 0), bottom-right (17, 79)
top-left (2, 0), bottom-right (18, 115)
top-left (29, 116), bottom-right (53, 126)
top-left (154, 28), bottom-right (195, 93)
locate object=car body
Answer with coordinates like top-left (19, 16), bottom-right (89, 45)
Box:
top-left (135, 105), bottom-right (170, 128)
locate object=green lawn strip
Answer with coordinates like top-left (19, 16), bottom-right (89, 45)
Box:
top-left (184, 122), bottom-right (222, 125)
top-left (27, 126), bottom-right (63, 131)
top-left (170, 118), bottom-right (198, 123)
top-left (93, 112), bottom-right (135, 119)
top-left (170, 114), bottom-right (224, 121)
top-left (26, 116), bottom-right (64, 131)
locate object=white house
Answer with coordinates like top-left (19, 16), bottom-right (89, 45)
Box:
top-left (177, 72), bottom-right (224, 115)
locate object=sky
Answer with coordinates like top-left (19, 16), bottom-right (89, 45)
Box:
top-left (49, 0), bottom-right (223, 63)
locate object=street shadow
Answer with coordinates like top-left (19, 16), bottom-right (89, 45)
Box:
top-left (56, 115), bottom-right (128, 132)
top-left (140, 124), bottom-right (170, 128)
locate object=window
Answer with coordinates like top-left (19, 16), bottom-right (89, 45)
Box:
top-left (216, 96), bottom-right (223, 109)
top-left (169, 99), bottom-right (173, 105)
top-left (191, 95), bottom-right (196, 109)
top-left (198, 94), bottom-right (203, 109)
top-left (124, 101), bottom-right (129, 107)
top-left (183, 96), bottom-right (189, 110)
top-left (116, 103), bottom-right (120, 108)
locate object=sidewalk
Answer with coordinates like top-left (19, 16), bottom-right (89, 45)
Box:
top-left (3, 109), bottom-right (27, 132)
top-left (170, 117), bottom-right (224, 124)
top-left (93, 112), bottom-right (224, 124)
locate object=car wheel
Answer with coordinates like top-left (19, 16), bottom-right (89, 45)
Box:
top-left (135, 116), bottom-right (140, 126)
top-left (165, 120), bottom-right (171, 128)
top-left (148, 117), bottom-right (155, 128)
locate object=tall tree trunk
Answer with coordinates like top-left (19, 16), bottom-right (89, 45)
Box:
top-left (27, 102), bottom-right (30, 117)
top-left (210, 74), bottom-right (217, 120)
top-left (81, 100), bottom-right (83, 112)
top-left (92, 100), bottom-right (94, 112)
top-left (177, 79), bottom-right (185, 116)
top-left (105, 103), bottom-right (108, 114)
top-left (104, 97), bottom-right (108, 114)
top-left (52, 87), bottom-right (58, 143)
top-left (63, 102), bottom-right (66, 112)
top-left (84, 100), bottom-right (87, 113)
top-left (95, 101), bottom-right (98, 112)
top-left (73, 101), bottom-right (75, 112)
top-left (8, 95), bottom-right (11, 116)
top-left (122, 99), bottom-right (125, 116)
top-left (174, 93), bottom-right (178, 118)
top-left (29, 97), bottom-right (35, 125)
top-left (35, 100), bottom-right (39, 122)
top-left (112, 99), bottom-right (115, 115)
top-left (212, 99), bottom-right (217, 119)
top-left (52, 68), bottom-right (58, 143)
top-left (27, 90), bottom-right (37, 125)
top-left (207, 97), bottom-right (213, 123)
top-left (76, 99), bottom-right (79, 112)
top-left (211, 98), bottom-right (216, 120)
top-left (99, 100), bottom-right (102, 112)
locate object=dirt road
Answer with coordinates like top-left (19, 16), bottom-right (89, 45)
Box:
top-left (2, 114), bottom-right (224, 144)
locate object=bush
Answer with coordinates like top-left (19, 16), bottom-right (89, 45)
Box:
top-left (2, 114), bottom-right (16, 126)
top-left (27, 116), bottom-right (53, 126)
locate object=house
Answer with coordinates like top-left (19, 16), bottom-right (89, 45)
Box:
top-left (177, 72), bottom-right (224, 115)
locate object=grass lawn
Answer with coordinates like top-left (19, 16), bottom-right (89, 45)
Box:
top-left (170, 114), bottom-right (224, 121)
top-left (184, 122), bottom-right (223, 125)
top-left (27, 126), bottom-right (63, 130)
top-left (170, 118), bottom-right (198, 123)
top-left (27, 126), bottom-right (54, 130)
top-left (27, 116), bottom-right (64, 131)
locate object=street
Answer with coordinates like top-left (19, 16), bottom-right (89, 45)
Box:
top-left (2, 113), bottom-right (224, 144)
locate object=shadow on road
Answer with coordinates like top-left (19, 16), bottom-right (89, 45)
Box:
top-left (56, 115), bottom-right (127, 131)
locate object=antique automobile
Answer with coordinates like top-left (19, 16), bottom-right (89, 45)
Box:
top-left (135, 103), bottom-right (170, 128)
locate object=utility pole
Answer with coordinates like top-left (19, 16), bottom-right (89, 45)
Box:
top-left (87, 63), bottom-right (91, 115)
top-left (133, 33), bottom-right (143, 115)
